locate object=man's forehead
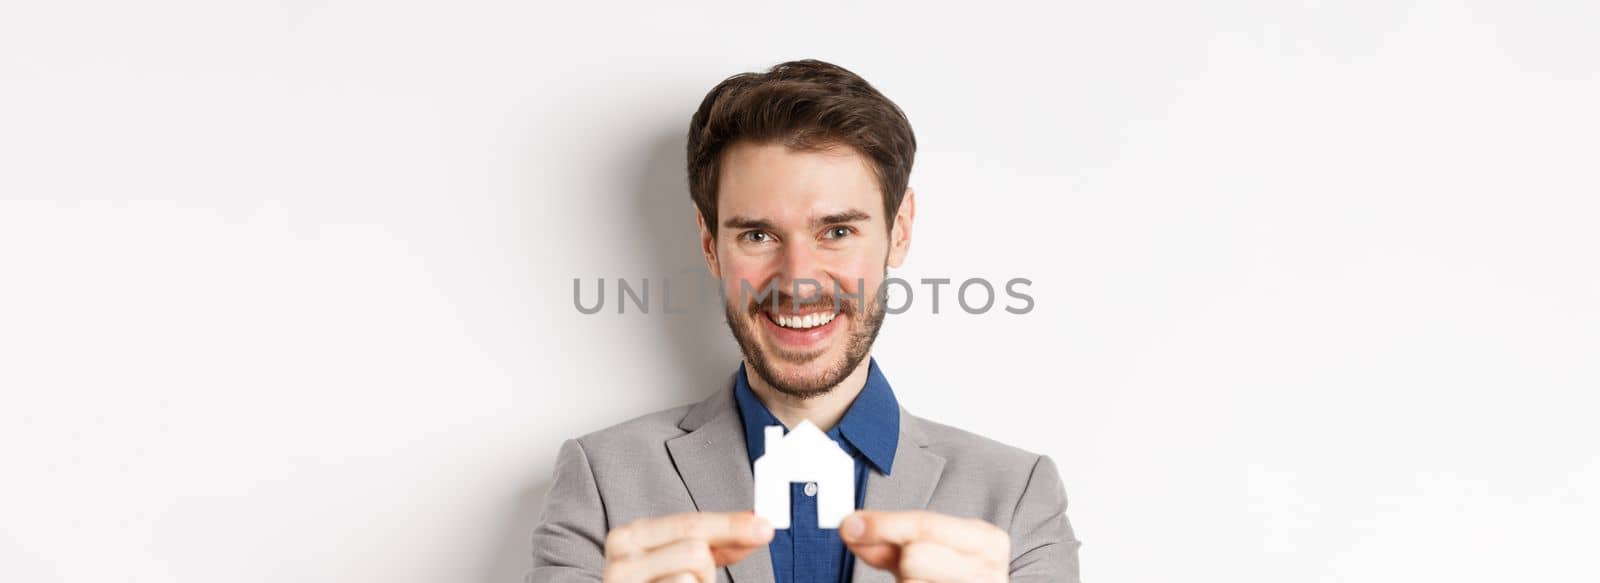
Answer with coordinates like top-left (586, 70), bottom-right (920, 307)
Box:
top-left (718, 144), bottom-right (880, 225)
top-left (721, 141), bottom-right (877, 188)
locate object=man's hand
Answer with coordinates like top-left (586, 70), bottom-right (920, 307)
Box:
top-left (840, 510), bottom-right (1010, 583)
top-left (602, 511), bottom-right (775, 583)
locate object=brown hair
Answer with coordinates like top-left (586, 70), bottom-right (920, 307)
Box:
top-left (686, 59), bottom-right (917, 235)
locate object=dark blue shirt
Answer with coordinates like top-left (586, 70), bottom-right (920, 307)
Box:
top-left (733, 357), bottom-right (900, 583)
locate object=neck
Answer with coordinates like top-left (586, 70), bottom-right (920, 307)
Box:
top-left (744, 357), bottom-right (873, 433)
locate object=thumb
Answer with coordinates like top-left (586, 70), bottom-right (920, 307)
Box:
top-left (842, 513), bottom-right (902, 570)
top-left (845, 541), bottom-right (901, 571)
top-left (711, 542), bottom-right (767, 566)
top-left (711, 515), bottom-right (774, 566)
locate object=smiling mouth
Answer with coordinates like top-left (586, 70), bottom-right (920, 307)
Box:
top-left (763, 309), bottom-right (839, 330)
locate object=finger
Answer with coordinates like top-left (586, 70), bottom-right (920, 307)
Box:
top-left (607, 512), bottom-right (774, 559)
top-left (899, 541), bottom-right (991, 583)
top-left (708, 541), bottom-right (766, 566)
top-left (840, 510), bottom-right (1008, 558)
top-left (606, 539), bottom-right (714, 583)
top-left (843, 541), bottom-right (901, 572)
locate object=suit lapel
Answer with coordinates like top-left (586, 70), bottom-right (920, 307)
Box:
top-left (852, 408), bottom-right (947, 583)
top-left (665, 382), bottom-right (774, 583)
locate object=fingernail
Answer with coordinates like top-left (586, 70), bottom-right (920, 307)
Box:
top-left (841, 515), bottom-right (864, 540)
top-left (751, 516), bottom-right (773, 538)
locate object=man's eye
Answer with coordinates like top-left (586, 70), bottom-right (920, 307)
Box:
top-left (742, 231), bottom-right (771, 243)
top-left (824, 226), bottom-right (853, 239)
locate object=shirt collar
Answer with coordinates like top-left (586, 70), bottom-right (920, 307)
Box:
top-left (732, 357), bottom-right (901, 475)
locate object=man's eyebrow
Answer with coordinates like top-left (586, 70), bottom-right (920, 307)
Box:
top-left (721, 210), bottom-right (872, 231)
top-left (811, 210), bottom-right (872, 227)
top-left (722, 216), bottom-right (775, 230)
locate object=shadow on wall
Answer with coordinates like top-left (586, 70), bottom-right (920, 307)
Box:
top-left (484, 127), bottom-right (741, 582)
top-left (627, 128), bottom-right (744, 405)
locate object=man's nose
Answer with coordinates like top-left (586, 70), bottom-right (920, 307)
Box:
top-left (776, 242), bottom-right (828, 302)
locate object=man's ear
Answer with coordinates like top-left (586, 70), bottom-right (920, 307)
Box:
top-left (697, 209), bottom-right (722, 279)
top-left (887, 187), bottom-right (916, 268)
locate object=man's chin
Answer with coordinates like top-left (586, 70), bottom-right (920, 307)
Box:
top-left (761, 369), bottom-right (842, 399)
top-left (749, 345), bottom-right (850, 398)
top-left (727, 308), bottom-right (871, 400)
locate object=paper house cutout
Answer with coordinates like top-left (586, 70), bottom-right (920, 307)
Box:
top-left (753, 420), bottom-right (855, 529)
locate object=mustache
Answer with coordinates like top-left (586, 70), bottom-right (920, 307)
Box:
top-left (742, 291), bottom-right (860, 317)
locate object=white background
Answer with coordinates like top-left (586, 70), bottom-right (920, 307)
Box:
top-left (2, 1), bottom-right (1596, 581)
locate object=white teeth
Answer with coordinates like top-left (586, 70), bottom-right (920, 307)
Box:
top-left (772, 311), bottom-right (837, 329)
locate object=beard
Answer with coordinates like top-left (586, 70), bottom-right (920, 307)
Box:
top-left (722, 275), bottom-right (887, 400)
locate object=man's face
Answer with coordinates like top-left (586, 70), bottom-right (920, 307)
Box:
top-left (698, 141), bottom-right (914, 399)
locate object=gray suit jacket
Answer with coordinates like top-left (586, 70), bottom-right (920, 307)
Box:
top-left (527, 377), bottom-right (1082, 582)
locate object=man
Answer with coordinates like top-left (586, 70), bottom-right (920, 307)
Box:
top-left (529, 59), bottom-right (1081, 583)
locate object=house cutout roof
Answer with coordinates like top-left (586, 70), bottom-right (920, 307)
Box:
top-left (753, 420), bottom-right (855, 529)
